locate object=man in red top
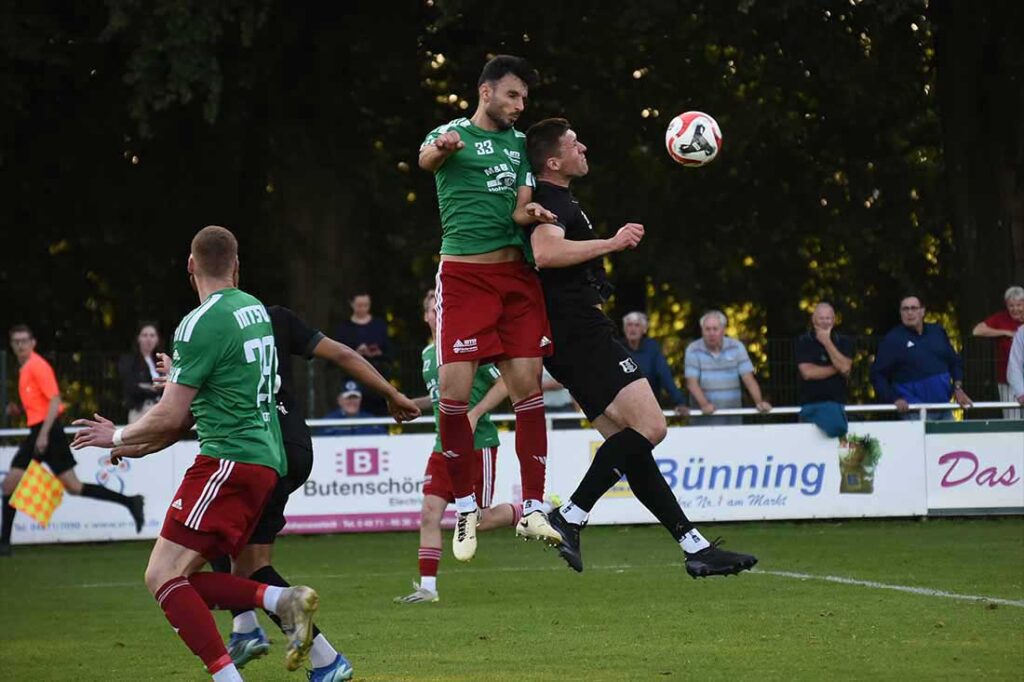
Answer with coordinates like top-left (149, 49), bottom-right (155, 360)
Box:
top-left (1, 325), bottom-right (145, 556)
top-left (972, 285), bottom-right (1024, 418)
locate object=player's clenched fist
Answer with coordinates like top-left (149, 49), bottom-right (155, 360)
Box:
top-left (609, 223), bottom-right (644, 251)
top-left (433, 130), bottom-right (465, 153)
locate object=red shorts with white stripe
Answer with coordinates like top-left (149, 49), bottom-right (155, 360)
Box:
top-left (160, 454), bottom-right (278, 560)
top-left (422, 447), bottom-right (498, 507)
top-left (434, 259), bottom-right (553, 365)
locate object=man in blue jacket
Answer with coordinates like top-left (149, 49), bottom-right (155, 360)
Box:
top-left (622, 312), bottom-right (689, 416)
top-left (870, 295), bottom-right (973, 420)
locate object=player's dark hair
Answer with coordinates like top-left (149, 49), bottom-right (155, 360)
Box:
top-left (478, 55), bottom-right (538, 89)
top-left (526, 118), bottom-right (571, 176)
top-left (191, 225), bottom-right (238, 278)
top-left (900, 294), bottom-right (925, 309)
top-left (8, 323), bottom-right (32, 338)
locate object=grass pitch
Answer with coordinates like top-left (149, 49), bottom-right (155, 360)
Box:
top-left (1, 518), bottom-right (1022, 681)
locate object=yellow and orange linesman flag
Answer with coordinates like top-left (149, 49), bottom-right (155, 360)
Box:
top-left (11, 460), bottom-right (65, 526)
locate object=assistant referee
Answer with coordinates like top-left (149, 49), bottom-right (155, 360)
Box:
top-left (2, 324), bottom-right (144, 556)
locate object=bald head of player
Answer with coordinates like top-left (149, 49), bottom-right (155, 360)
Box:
top-left (475, 55), bottom-right (538, 131)
top-left (187, 225), bottom-right (239, 295)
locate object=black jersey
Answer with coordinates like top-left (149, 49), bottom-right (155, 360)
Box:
top-left (269, 306), bottom-right (325, 449)
top-left (529, 181), bottom-right (611, 308)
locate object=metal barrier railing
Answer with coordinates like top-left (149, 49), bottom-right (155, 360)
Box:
top-left (0, 402), bottom-right (1019, 438)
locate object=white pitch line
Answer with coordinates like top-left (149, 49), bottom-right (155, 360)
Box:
top-left (751, 569), bottom-right (1024, 608)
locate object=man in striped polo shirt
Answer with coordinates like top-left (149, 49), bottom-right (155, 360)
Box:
top-left (684, 310), bottom-right (772, 425)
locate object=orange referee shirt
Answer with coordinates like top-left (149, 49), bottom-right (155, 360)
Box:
top-left (18, 351), bottom-right (64, 427)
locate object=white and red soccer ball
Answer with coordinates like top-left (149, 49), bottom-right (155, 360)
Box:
top-left (665, 111), bottom-right (722, 167)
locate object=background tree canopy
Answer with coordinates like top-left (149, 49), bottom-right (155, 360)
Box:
top-left (2, 0), bottom-right (1021, 391)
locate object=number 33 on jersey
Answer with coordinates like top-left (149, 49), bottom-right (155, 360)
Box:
top-left (421, 117), bottom-right (535, 257)
top-left (169, 288), bottom-right (287, 476)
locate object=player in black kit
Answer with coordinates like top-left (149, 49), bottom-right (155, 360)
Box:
top-left (196, 306), bottom-right (420, 677)
top-left (524, 118), bottom-right (757, 578)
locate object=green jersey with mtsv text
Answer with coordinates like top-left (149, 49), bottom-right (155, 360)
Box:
top-left (169, 288), bottom-right (287, 476)
top-left (422, 118), bottom-right (535, 257)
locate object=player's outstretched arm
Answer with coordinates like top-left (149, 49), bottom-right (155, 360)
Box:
top-left (109, 421), bottom-right (194, 464)
top-left (72, 382), bottom-right (198, 450)
top-left (312, 337), bottom-right (421, 421)
top-left (467, 377), bottom-right (508, 434)
top-left (531, 223), bottom-right (644, 269)
top-left (418, 131), bottom-right (464, 172)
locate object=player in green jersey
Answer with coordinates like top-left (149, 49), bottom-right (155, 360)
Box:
top-left (420, 55), bottom-right (562, 561)
top-left (73, 226), bottom-right (321, 680)
top-left (395, 290), bottom-right (526, 604)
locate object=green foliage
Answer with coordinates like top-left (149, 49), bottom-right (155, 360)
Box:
top-left (103, 0), bottom-right (271, 135)
top-left (425, 0), bottom-right (950, 338)
top-left (841, 432), bottom-right (883, 470)
top-left (1, 0), bottom-right (1013, 376)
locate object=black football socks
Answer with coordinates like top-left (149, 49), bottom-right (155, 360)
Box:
top-left (617, 429), bottom-right (695, 541)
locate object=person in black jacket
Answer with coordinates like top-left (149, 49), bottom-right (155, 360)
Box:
top-left (118, 322), bottom-right (162, 423)
top-left (333, 292), bottom-right (392, 415)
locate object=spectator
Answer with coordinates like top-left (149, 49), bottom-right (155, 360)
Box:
top-left (1007, 326), bottom-right (1024, 413)
top-left (870, 295), bottom-right (973, 420)
top-left (971, 285), bottom-right (1024, 419)
top-left (684, 310), bottom-right (771, 425)
top-left (621, 311), bottom-right (688, 415)
top-left (321, 380), bottom-right (387, 436)
top-left (796, 302), bottom-right (853, 437)
top-left (333, 292), bottom-right (391, 415)
top-left (118, 322), bottom-right (162, 423)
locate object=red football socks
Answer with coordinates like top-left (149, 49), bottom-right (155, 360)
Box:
top-left (418, 546), bottom-right (441, 578)
top-left (513, 393), bottom-right (548, 503)
top-left (155, 577), bottom-right (233, 673)
top-left (438, 399), bottom-right (476, 501)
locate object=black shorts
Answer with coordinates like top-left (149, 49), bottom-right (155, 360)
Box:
top-left (248, 440), bottom-right (313, 545)
top-left (543, 304), bottom-right (646, 421)
top-left (11, 420), bottom-right (77, 476)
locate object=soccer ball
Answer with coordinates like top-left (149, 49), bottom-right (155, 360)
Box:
top-left (665, 111), bottom-right (722, 167)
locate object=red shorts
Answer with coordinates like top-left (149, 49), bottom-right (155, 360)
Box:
top-left (423, 447), bottom-right (498, 507)
top-left (160, 455), bottom-right (278, 560)
top-left (434, 259), bottom-right (553, 365)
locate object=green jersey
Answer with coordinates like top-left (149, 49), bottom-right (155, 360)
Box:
top-left (169, 288), bottom-right (287, 476)
top-left (422, 118), bottom-right (535, 257)
top-left (421, 343), bottom-right (500, 451)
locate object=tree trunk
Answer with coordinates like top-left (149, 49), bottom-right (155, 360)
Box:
top-left (933, 0), bottom-right (1024, 330)
top-left (267, 130), bottom-right (368, 415)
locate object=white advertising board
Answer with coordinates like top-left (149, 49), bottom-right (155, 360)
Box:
top-left (540, 421), bottom-right (928, 524)
top-left (0, 441), bottom-right (192, 544)
top-left (924, 425), bottom-right (1024, 513)
top-left (282, 421), bottom-right (928, 533)
top-left (11, 418), bottom-right (1012, 546)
